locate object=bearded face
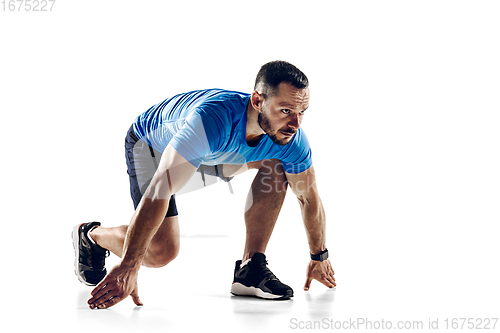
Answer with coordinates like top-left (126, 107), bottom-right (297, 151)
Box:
top-left (258, 109), bottom-right (297, 146)
top-left (256, 82), bottom-right (309, 146)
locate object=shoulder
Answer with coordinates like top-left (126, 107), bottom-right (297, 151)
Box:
top-left (290, 128), bottom-right (311, 149)
top-left (279, 128), bottom-right (312, 174)
top-left (170, 89), bottom-right (249, 114)
top-left (195, 89), bottom-right (250, 129)
top-left (196, 89), bottom-right (250, 116)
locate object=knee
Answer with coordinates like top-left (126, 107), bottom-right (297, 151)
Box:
top-left (142, 241), bottom-right (179, 268)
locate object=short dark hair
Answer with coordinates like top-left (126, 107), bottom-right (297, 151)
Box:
top-left (254, 60), bottom-right (309, 98)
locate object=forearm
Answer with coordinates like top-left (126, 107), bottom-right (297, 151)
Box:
top-left (120, 150), bottom-right (195, 269)
top-left (121, 175), bottom-right (172, 270)
top-left (120, 197), bottom-right (169, 270)
top-left (301, 196), bottom-right (327, 255)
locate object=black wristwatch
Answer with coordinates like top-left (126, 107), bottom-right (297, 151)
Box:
top-left (310, 248), bottom-right (329, 262)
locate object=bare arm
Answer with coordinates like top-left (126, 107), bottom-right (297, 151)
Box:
top-left (286, 164), bottom-right (326, 253)
top-left (88, 144), bottom-right (197, 309)
top-left (286, 164), bottom-right (336, 290)
top-left (121, 144), bottom-right (197, 270)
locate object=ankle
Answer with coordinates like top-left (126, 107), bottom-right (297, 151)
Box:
top-left (242, 251), bottom-right (264, 262)
top-left (242, 252), bottom-right (253, 262)
top-left (88, 226), bottom-right (100, 244)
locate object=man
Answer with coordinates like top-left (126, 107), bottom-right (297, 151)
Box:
top-left (72, 60), bottom-right (336, 309)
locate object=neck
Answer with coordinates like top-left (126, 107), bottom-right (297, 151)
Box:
top-left (245, 100), bottom-right (265, 144)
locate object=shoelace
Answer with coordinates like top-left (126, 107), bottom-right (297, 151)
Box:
top-left (85, 248), bottom-right (109, 271)
top-left (256, 260), bottom-right (278, 281)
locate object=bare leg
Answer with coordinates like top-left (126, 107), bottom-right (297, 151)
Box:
top-left (242, 160), bottom-right (288, 262)
top-left (90, 215), bottom-right (180, 268)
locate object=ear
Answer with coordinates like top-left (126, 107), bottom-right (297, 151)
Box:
top-left (250, 91), bottom-right (264, 112)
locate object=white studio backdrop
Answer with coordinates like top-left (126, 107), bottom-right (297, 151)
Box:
top-left (1, 0), bottom-right (499, 332)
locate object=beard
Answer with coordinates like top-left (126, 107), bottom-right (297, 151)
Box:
top-left (258, 110), bottom-right (296, 146)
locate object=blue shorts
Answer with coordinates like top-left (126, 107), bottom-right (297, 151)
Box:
top-left (125, 125), bottom-right (178, 217)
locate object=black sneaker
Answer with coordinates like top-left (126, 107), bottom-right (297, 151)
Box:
top-left (72, 222), bottom-right (109, 286)
top-left (230, 252), bottom-right (293, 300)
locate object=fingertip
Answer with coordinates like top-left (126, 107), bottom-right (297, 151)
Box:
top-left (304, 277), bottom-right (312, 291)
top-left (133, 297), bottom-right (143, 306)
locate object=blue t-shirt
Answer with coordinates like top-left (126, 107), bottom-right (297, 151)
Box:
top-left (133, 89), bottom-right (312, 174)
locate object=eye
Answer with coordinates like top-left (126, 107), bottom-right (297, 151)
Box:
top-left (299, 110), bottom-right (306, 115)
top-left (281, 109), bottom-right (291, 114)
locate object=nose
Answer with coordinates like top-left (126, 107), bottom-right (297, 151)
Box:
top-left (288, 113), bottom-right (300, 130)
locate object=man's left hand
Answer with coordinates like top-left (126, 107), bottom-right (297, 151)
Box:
top-left (304, 259), bottom-right (336, 291)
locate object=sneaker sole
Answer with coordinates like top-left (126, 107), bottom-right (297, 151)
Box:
top-left (230, 282), bottom-right (292, 300)
top-left (72, 223), bottom-right (97, 286)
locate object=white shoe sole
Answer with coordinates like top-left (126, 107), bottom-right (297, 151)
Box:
top-left (230, 282), bottom-right (289, 300)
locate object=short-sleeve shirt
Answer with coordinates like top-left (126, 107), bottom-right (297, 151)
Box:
top-left (133, 89), bottom-right (312, 174)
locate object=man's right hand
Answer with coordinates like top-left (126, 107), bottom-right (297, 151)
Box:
top-left (88, 264), bottom-right (143, 309)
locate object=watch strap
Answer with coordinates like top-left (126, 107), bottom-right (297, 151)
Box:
top-left (310, 248), bottom-right (329, 261)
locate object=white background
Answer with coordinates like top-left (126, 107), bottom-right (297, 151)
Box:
top-left (1, 1), bottom-right (499, 332)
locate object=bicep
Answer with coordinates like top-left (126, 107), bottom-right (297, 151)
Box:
top-left (286, 164), bottom-right (319, 203)
top-left (144, 144), bottom-right (198, 200)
